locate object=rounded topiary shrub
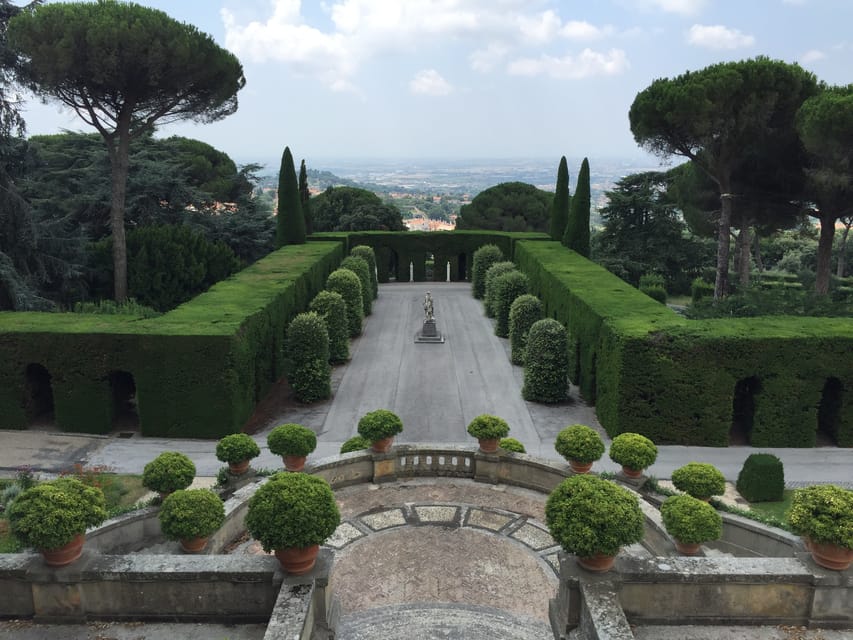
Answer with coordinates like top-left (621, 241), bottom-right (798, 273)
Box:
top-left (545, 475), bottom-right (644, 558)
top-left (326, 268), bottom-right (363, 337)
top-left (142, 452), bottom-right (196, 494)
top-left (671, 462), bottom-right (726, 499)
top-left (267, 423), bottom-right (318, 457)
top-left (466, 414), bottom-right (510, 440)
top-left (357, 409), bottom-right (404, 441)
top-left (641, 285), bottom-right (667, 304)
top-left (608, 433), bottom-right (658, 472)
top-left (660, 494), bottom-right (722, 545)
top-left (736, 453), bottom-right (784, 503)
top-left (554, 424), bottom-right (605, 464)
top-left (471, 244), bottom-right (504, 299)
top-left (509, 294), bottom-right (543, 365)
top-left (500, 437), bottom-right (526, 453)
top-left (159, 489), bottom-right (225, 541)
top-left (340, 255), bottom-right (373, 315)
top-left (493, 270), bottom-right (529, 338)
top-left (522, 318), bottom-right (569, 403)
top-left (350, 245), bottom-right (378, 300)
top-left (340, 435), bottom-right (371, 454)
top-left (286, 312), bottom-right (331, 403)
top-left (246, 473), bottom-right (340, 552)
top-left (483, 261), bottom-right (516, 318)
top-left (787, 484), bottom-right (853, 549)
top-left (309, 290), bottom-right (350, 364)
top-left (691, 277), bottom-right (714, 303)
top-left (215, 433), bottom-right (261, 464)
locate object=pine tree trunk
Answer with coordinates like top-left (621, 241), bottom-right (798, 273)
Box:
top-left (714, 189), bottom-right (733, 300)
top-left (107, 120), bottom-right (132, 303)
top-left (815, 212), bottom-right (836, 295)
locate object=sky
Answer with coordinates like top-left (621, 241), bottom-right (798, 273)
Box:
top-left (15, 0), bottom-right (853, 169)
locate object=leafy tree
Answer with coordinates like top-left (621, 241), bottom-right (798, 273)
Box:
top-left (563, 158), bottom-right (590, 256)
top-left (275, 146), bottom-right (305, 246)
top-left (796, 85), bottom-right (853, 294)
top-left (298, 158), bottom-right (312, 235)
top-left (549, 156), bottom-right (570, 240)
top-left (630, 57), bottom-right (817, 299)
top-left (455, 182), bottom-right (552, 232)
top-left (9, 0), bottom-right (245, 302)
top-left (310, 186), bottom-right (405, 232)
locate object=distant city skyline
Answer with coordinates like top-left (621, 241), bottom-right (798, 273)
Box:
top-left (16, 0), bottom-right (852, 169)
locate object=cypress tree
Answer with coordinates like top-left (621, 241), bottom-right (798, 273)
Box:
top-left (275, 147), bottom-right (306, 247)
top-left (549, 156), bottom-right (570, 241)
top-left (563, 157), bottom-right (590, 256)
top-left (298, 158), bottom-right (313, 235)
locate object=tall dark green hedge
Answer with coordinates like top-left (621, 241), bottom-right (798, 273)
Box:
top-left (350, 245), bottom-right (378, 299)
top-left (285, 312), bottom-right (331, 403)
top-left (340, 255), bottom-right (372, 315)
top-left (471, 244), bottom-right (505, 299)
top-left (549, 156), bottom-right (570, 241)
top-left (275, 147), bottom-right (306, 247)
top-left (563, 158), bottom-right (590, 256)
top-left (509, 294), bottom-right (543, 365)
top-left (523, 318), bottom-right (569, 403)
top-left (326, 268), bottom-right (363, 337)
top-left (484, 261), bottom-right (517, 318)
top-left (309, 290), bottom-right (349, 363)
top-left (493, 270), bottom-right (529, 338)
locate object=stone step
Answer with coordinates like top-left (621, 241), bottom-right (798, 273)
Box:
top-left (337, 603), bottom-right (553, 640)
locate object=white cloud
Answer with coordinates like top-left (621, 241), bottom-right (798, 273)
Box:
top-left (507, 48), bottom-right (629, 80)
top-left (409, 69), bottom-right (453, 96)
top-left (469, 43), bottom-right (510, 73)
top-left (642, 0), bottom-right (708, 15)
top-left (800, 49), bottom-right (826, 63)
top-left (687, 24), bottom-right (755, 50)
top-left (560, 20), bottom-right (613, 41)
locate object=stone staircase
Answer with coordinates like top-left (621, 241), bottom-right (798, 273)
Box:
top-left (337, 603), bottom-right (553, 640)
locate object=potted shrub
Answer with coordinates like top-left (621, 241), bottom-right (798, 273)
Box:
top-left (159, 489), bottom-right (225, 553)
top-left (500, 437), bottom-right (526, 454)
top-left (671, 462), bottom-right (726, 500)
top-left (215, 433), bottom-right (261, 476)
top-left (466, 414), bottom-right (510, 453)
top-left (609, 433), bottom-right (658, 478)
top-left (554, 424), bottom-right (605, 473)
top-left (7, 477), bottom-right (107, 566)
top-left (545, 475), bottom-right (644, 572)
top-left (340, 436), bottom-right (371, 454)
top-left (660, 494), bottom-right (723, 555)
top-left (142, 451), bottom-right (196, 499)
top-left (357, 409), bottom-right (403, 453)
top-left (245, 473), bottom-right (341, 575)
top-left (267, 423), bottom-right (317, 472)
top-left (787, 484), bottom-right (853, 570)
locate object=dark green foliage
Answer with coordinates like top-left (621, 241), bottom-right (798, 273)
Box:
top-left (350, 245), bottom-right (378, 299)
top-left (309, 290), bottom-right (349, 363)
top-left (554, 424), bottom-right (605, 464)
top-left (523, 318), bottom-right (569, 403)
top-left (267, 423), bottom-right (317, 457)
top-left (310, 186), bottom-right (405, 232)
top-left (455, 182), bottom-right (553, 232)
top-left (276, 147), bottom-right (306, 247)
top-left (142, 452), bottom-right (196, 494)
top-left (215, 433), bottom-right (260, 464)
top-left (340, 255), bottom-right (372, 315)
top-left (357, 409), bottom-right (403, 441)
top-left (787, 484), bottom-right (853, 548)
top-left (736, 453), bottom-right (784, 502)
top-left (563, 158), bottom-right (590, 256)
top-left (500, 437), bottom-right (526, 453)
top-left (608, 433), bottom-right (657, 471)
top-left (298, 159), bottom-right (312, 235)
top-left (509, 294), bottom-right (543, 365)
top-left (549, 156), bottom-right (570, 241)
top-left (671, 463), bottom-right (726, 499)
top-left (483, 261), bottom-right (516, 318)
top-left (660, 494), bottom-right (722, 544)
top-left (471, 244), bottom-right (504, 299)
top-left (466, 414), bottom-right (510, 440)
top-left (326, 268), bottom-right (363, 337)
top-left (493, 270), bottom-right (529, 338)
top-left (245, 472), bottom-right (340, 552)
top-left (545, 475), bottom-right (644, 557)
top-left (72, 298), bottom-right (160, 318)
top-left (285, 312), bottom-right (330, 403)
top-left (685, 285), bottom-right (853, 318)
top-left (642, 285), bottom-right (667, 304)
top-left (159, 489), bottom-right (225, 540)
top-left (340, 435), bottom-right (370, 454)
top-left (691, 278), bottom-right (714, 302)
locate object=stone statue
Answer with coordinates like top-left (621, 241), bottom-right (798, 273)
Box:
top-left (423, 291), bottom-right (434, 320)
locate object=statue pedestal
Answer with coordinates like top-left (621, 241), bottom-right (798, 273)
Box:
top-left (415, 319), bottom-right (444, 343)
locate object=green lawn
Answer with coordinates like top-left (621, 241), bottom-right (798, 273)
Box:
top-left (746, 489), bottom-right (794, 523)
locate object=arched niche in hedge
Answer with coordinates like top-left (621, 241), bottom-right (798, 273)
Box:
top-left (817, 377), bottom-right (843, 446)
top-left (109, 370), bottom-right (139, 431)
top-left (457, 253), bottom-right (468, 281)
top-left (24, 362), bottom-right (54, 426)
top-left (731, 376), bottom-right (761, 445)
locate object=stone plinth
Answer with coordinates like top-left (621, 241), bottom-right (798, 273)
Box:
top-left (415, 319), bottom-right (444, 343)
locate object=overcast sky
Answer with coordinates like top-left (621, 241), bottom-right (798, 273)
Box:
top-left (17, 0), bottom-right (853, 168)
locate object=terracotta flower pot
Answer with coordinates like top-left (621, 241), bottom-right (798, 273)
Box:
top-left (807, 539), bottom-right (853, 571)
top-left (569, 459), bottom-right (593, 474)
top-left (228, 459), bottom-right (250, 476)
top-left (576, 552), bottom-right (616, 573)
top-left (371, 437), bottom-right (394, 453)
top-left (41, 533), bottom-right (86, 567)
top-left (621, 465), bottom-right (644, 479)
top-left (180, 536), bottom-right (209, 554)
top-left (275, 544), bottom-right (320, 575)
top-left (477, 437), bottom-right (500, 453)
top-left (674, 540), bottom-right (702, 556)
top-left (283, 455), bottom-right (307, 472)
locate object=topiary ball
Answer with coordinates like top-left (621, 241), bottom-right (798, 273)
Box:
top-left (671, 462), bottom-right (726, 499)
top-left (554, 424), bottom-right (605, 464)
top-left (340, 436), bottom-right (371, 454)
top-left (500, 437), bottom-right (526, 453)
top-left (357, 409), bottom-right (404, 441)
top-left (736, 453), bottom-right (784, 503)
top-left (267, 423), bottom-right (318, 457)
top-left (142, 452), bottom-right (196, 494)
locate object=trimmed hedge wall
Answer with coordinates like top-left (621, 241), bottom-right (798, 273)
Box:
top-left (0, 242), bottom-right (344, 437)
top-left (515, 240), bottom-right (853, 447)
